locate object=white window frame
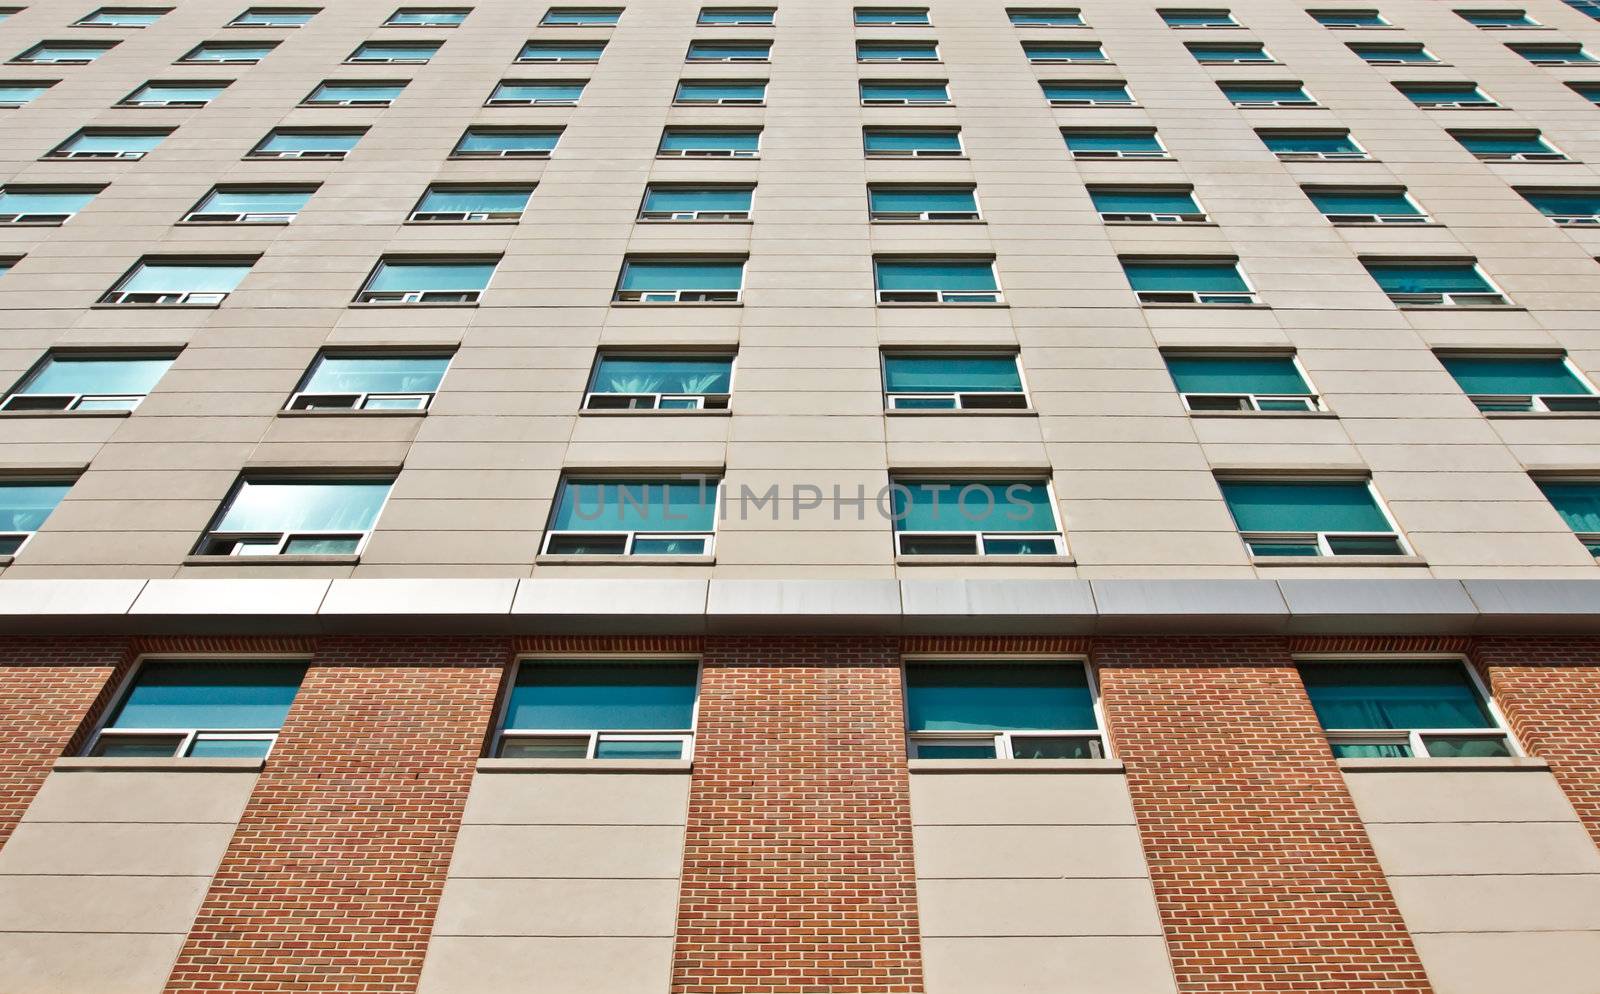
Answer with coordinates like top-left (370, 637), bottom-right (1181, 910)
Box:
top-left (1024, 42), bottom-right (1109, 63)
top-left (582, 353), bottom-right (735, 411)
top-left (612, 259), bottom-right (745, 303)
top-left (486, 81), bottom-right (583, 106)
top-left (881, 351), bottom-right (1030, 410)
top-left (890, 477), bottom-right (1065, 556)
top-left (1128, 258), bottom-right (1260, 306)
top-left (1223, 475), bottom-right (1412, 558)
top-left (246, 132), bottom-right (359, 160)
top-left (540, 7), bottom-right (623, 26)
top-left (688, 41), bottom-right (772, 62)
top-left (0, 476), bottom-right (72, 554)
top-left (452, 129), bottom-right (560, 159)
top-left (353, 259), bottom-right (496, 304)
top-left (285, 351), bottom-right (452, 412)
top-left (657, 130), bottom-right (761, 158)
top-left (1007, 8), bottom-right (1087, 28)
top-left (1159, 9), bottom-right (1240, 29)
top-left (863, 129), bottom-right (964, 158)
top-left (875, 259), bottom-right (1003, 304)
top-left (1372, 260), bottom-right (1511, 307)
top-left (1458, 9), bottom-right (1543, 29)
top-left (856, 41), bottom-right (940, 63)
top-left (1, 351), bottom-right (174, 412)
top-left (1224, 82), bottom-right (1319, 107)
top-left (697, 7), bottom-right (775, 26)
top-left (1513, 43), bottom-right (1595, 65)
top-left (0, 186), bottom-right (99, 225)
top-left (1439, 352), bottom-right (1600, 413)
top-left (518, 43), bottom-right (605, 63)
top-left (99, 261), bottom-right (249, 306)
top-left (854, 7), bottom-right (931, 27)
top-left (1043, 81), bottom-right (1136, 107)
top-left (1405, 85), bottom-right (1500, 108)
top-left (1311, 187), bottom-right (1431, 224)
top-left (48, 132), bottom-right (164, 160)
top-left (14, 43), bottom-right (113, 65)
top-left (301, 82), bottom-right (403, 107)
top-left (859, 81), bottom-right (950, 105)
top-left (345, 43), bottom-right (436, 64)
top-left (180, 43), bottom-right (274, 64)
top-left (673, 81), bottom-right (766, 105)
top-left (868, 185), bottom-right (980, 222)
top-left (386, 8), bottom-right (470, 28)
top-left (196, 477), bottom-right (394, 557)
top-left (902, 655), bottom-right (1111, 761)
top-left (492, 655), bottom-right (702, 761)
top-left (1265, 131), bottom-right (1370, 161)
top-left (408, 187), bottom-right (533, 222)
top-left (1189, 43), bottom-right (1277, 64)
top-left (1064, 129), bottom-right (1171, 160)
top-left (1459, 132), bottom-right (1567, 161)
top-left (1094, 186), bottom-right (1207, 223)
top-left (1171, 352), bottom-right (1324, 413)
top-left (120, 82), bottom-right (225, 108)
top-left (228, 8), bottom-right (318, 28)
top-left (74, 8), bottom-right (171, 28)
top-left (1352, 43), bottom-right (1439, 65)
top-left (1312, 9), bottom-right (1392, 28)
top-left (637, 185), bottom-right (754, 222)
top-left (540, 478), bottom-right (723, 557)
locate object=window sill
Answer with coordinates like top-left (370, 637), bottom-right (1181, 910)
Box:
top-left (877, 302), bottom-right (1009, 309)
top-left (54, 756), bottom-right (266, 772)
top-left (1141, 302), bottom-right (1271, 310)
top-left (1397, 305), bottom-right (1527, 312)
top-left (610, 300), bottom-right (744, 308)
top-left (1189, 410), bottom-right (1337, 419)
top-left (885, 407), bottom-right (1037, 417)
top-left (577, 408), bottom-right (731, 417)
top-left (1250, 554), bottom-right (1428, 567)
top-left (1483, 410), bottom-right (1600, 419)
top-left (1105, 220), bottom-right (1218, 227)
top-left (0, 556), bottom-right (13, 568)
top-left (179, 219), bottom-right (291, 226)
top-left (0, 219), bottom-right (65, 227)
top-left (1337, 756), bottom-right (1547, 772)
top-left (634, 218), bottom-right (755, 225)
top-left (870, 219), bottom-right (986, 226)
top-left (1333, 221), bottom-right (1442, 227)
top-left (536, 554), bottom-right (716, 565)
top-left (909, 758), bottom-right (1124, 773)
top-left (348, 301), bottom-right (480, 309)
top-left (866, 154), bottom-right (968, 160)
top-left (90, 302), bottom-right (221, 311)
top-left (403, 218), bottom-right (522, 226)
top-left (897, 554), bottom-right (1074, 566)
top-left (0, 408), bottom-right (132, 419)
top-left (183, 554), bottom-right (361, 566)
top-left (477, 758), bottom-right (692, 773)
top-left (277, 408), bottom-right (428, 418)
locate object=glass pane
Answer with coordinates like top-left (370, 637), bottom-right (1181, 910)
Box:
top-left (0, 482), bottom-right (69, 532)
top-left (1065, 131), bottom-right (1162, 151)
top-left (860, 82), bottom-right (947, 100)
top-left (303, 356), bottom-right (449, 394)
top-left (1523, 191), bottom-right (1600, 217)
top-left (93, 735), bottom-right (184, 757)
top-left (1325, 534), bottom-right (1404, 555)
top-left (310, 83), bottom-right (404, 101)
top-left (1010, 9), bottom-right (1084, 25)
top-left (1162, 11), bottom-right (1235, 25)
top-left (120, 263), bottom-right (251, 293)
top-left (700, 8), bottom-right (774, 23)
top-left (1330, 741), bottom-right (1412, 758)
top-left (677, 82), bottom-right (766, 100)
top-left (1025, 44), bottom-right (1104, 59)
top-left (1539, 482), bottom-right (1600, 533)
top-left (883, 355), bottom-right (1021, 393)
top-left (259, 132), bottom-right (360, 152)
top-left (500, 737), bottom-right (590, 757)
top-left (506, 661), bottom-right (698, 730)
top-left (236, 9), bottom-right (315, 24)
top-left (1424, 735), bottom-right (1512, 758)
top-left (594, 739), bottom-right (685, 759)
top-left (83, 9), bottom-right (167, 25)
top-left (1044, 83), bottom-right (1131, 101)
top-left (1192, 46), bottom-right (1269, 60)
top-left (893, 480), bottom-right (1057, 533)
top-left (543, 8), bottom-right (621, 23)
top-left (352, 44), bottom-right (438, 59)
top-left (17, 356), bottom-right (173, 396)
top-left (869, 188), bottom-right (977, 212)
top-left (1307, 189), bottom-right (1419, 215)
top-left (1365, 263), bottom-right (1492, 294)
top-left (907, 662), bottom-right (1096, 731)
top-left (367, 261), bottom-right (496, 291)
top-left (493, 83), bottom-right (584, 100)
top-left (660, 129), bottom-right (759, 151)
top-left (522, 43), bottom-right (605, 59)
top-left (1457, 134), bottom-right (1551, 153)
top-left (1222, 83), bottom-right (1311, 102)
top-left (618, 259), bottom-right (744, 290)
top-left (916, 742), bottom-right (997, 759)
top-left (67, 133), bottom-right (167, 153)
top-left (591, 356), bottom-right (733, 394)
top-left (213, 479), bottom-right (391, 533)
top-left (643, 187), bottom-right (754, 211)
top-left (1220, 480), bottom-right (1391, 533)
top-left (856, 7), bottom-right (929, 22)
top-left (187, 737), bottom-right (273, 758)
top-left (109, 660), bottom-right (307, 730)
top-left (858, 43), bottom-right (937, 58)
top-left (282, 535), bottom-right (360, 554)
top-left (982, 536), bottom-right (1061, 555)
top-left (1300, 661), bottom-right (1496, 730)
top-left (1355, 45), bottom-right (1434, 61)
top-left (1263, 133), bottom-right (1358, 153)
top-left (691, 42), bottom-right (771, 58)
top-left (417, 188), bottom-right (531, 213)
top-left (1440, 356), bottom-right (1590, 395)
top-left (187, 46), bottom-right (273, 60)
top-left (1012, 736), bottom-right (1097, 759)
top-left (864, 130), bottom-right (961, 151)
top-left (1090, 189), bottom-right (1200, 214)
top-left (1515, 46), bottom-right (1594, 62)
top-left (130, 84), bottom-right (224, 102)
top-left (0, 85), bottom-right (50, 104)
top-left (1122, 260), bottom-right (1248, 293)
top-left (631, 536), bottom-right (708, 554)
top-left (1166, 356), bottom-right (1309, 395)
top-left (24, 45), bottom-right (111, 60)
top-left (1317, 11), bottom-right (1386, 25)
top-left (458, 130), bottom-right (559, 152)
top-left (197, 189), bottom-right (312, 214)
top-left (390, 9), bottom-right (467, 24)
top-left (0, 189), bottom-right (96, 215)
top-left (550, 479), bottom-right (718, 532)
top-left (1406, 86), bottom-right (1489, 103)
top-left (875, 259), bottom-right (997, 291)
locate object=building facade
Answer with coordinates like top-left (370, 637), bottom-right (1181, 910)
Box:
top-left (0, 0), bottom-right (1599, 991)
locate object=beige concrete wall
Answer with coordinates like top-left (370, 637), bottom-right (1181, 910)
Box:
top-left (0, 765), bottom-right (257, 994)
top-left (416, 766), bottom-right (688, 994)
top-left (909, 767), bottom-right (1177, 994)
top-left (1345, 764), bottom-right (1600, 994)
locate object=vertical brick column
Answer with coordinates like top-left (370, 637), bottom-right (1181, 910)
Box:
top-left (671, 637), bottom-right (924, 994)
top-left (1474, 637), bottom-right (1600, 847)
top-left (163, 637), bottom-right (507, 994)
top-left (0, 636), bottom-right (132, 846)
top-left (1095, 637), bottom-right (1432, 994)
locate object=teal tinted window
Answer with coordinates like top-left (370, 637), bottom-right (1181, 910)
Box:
top-left (1540, 481), bottom-right (1600, 534)
top-left (865, 129), bottom-right (960, 152)
top-left (1307, 188), bottom-right (1420, 215)
top-left (1513, 44), bottom-right (1595, 62)
top-left (691, 41), bottom-right (771, 58)
top-left (618, 258), bottom-right (743, 290)
top-left (699, 7), bottom-right (773, 23)
top-left (1190, 44), bottom-right (1270, 61)
top-left (1522, 190), bottom-right (1600, 217)
top-left (14, 355), bottom-right (173, 396)
top-left (302, 355), bottom-right (449, 394)
top-left (1403, 84), bottom-right (1491, 103)
top-left (883, 355), bottom-right (1022, 393)
top-left (1161, 9), bottom-right (1235, 25)
top-left (1365, 262), bottom-right (1491, 294)
top-left (1459, 9), bottom-right (1535, 25)
top-left (1091, 188), bottom-right (1200, 214)
top-left (869, 187), bottom-right (976, 213)
top-left (129, 82), bottom-right (225, 103)
top-left (1313, 10), bottom-right (1388, 25)
top-left (521, 42), bottom-right (605, 59)
top-left (542, 7), bottom-right (620, 23)
top-left (0, 482), bottom-right (69, 534)
top-left (389, 9), bottom-right (467, 25)
top-left (119, 262), bottom-right (251, 293)
top-left (550, 479), bottom-right (718, 532)
top-left (1065, 130), bottom-right (1162, 151)
top-left (1302, 662), bottom-right (1495, 732)
top-left (907, 662), bottom-right (1097, 731)
top-left (1455, 132), bottom-right (1552, 153)
top-left (60, 131), bottom-right (167, 153)
top-left (876, 258), bottom-right (997, 291)
top-left (1024, 42), bottom-right (1105, 60)
top-left (366, 260), bottom-right (496, 291)
top-left (677, 80), bottom-right (766, 100)
top-left (1166, 355), bottom-right (1310, 394)
top-left (643, 187), bottom-right (753, 212)
top-left (1261, 132), bottom-right (1359, 153)
top-left (233, 8), bottom-right (316, 25)
top-left (1220, 480), bottom-right (1391, 533)
top-left (416, 187), bottom-right (532, 213)
top-left (214, 479), bottom-right (391, 533)
top-left (80, 8), bottom-right (168, 25)
top-left (860, 81), bottom-right (948, 100)
top-left (591, 356), bottom-right (733, 395)
top-left (18, 44), bottom-right (113, 61)
top-left (458, 129), bottom-right (559, 153)
top-left (185, 44), bottom-right (275, 61)
top-left (0, 188), bottom-right (96, 217)
top-left (1439, 356), bottom-right (1591, 395)
top-left (257, 131), bottom-right (360, 153)
top-left (660, 129), bottom-right (759, 152)
top-left (506, 662), bottom-right (697, 730)
top-left (894, 480), bottom-right (1057, 533)
top-left (856, 7), bottom-right (930, 23)
top-left (1352, 44), bottom-right (1435, 61)
top-left (0, 84), bottom-right (50, 104)
top-left (350, 42), bottom-right (437, 59)
top-left (1009, 9), bottom-right (1084, 25)
top-left (1221, 82), bottom-right (1312, 102)
top-left (491, 81), bottom-right (584, 101)
top-left (1043, 82), bottom-right (1131, 101)
top-left (858, 42), bottom-right (938, 59)
top-left (109, 660), bottom-right (306, 730)
top-left (307, 82), bottom-right (404, 102)
top-left (1122, 260), bottom-right (1248, 292)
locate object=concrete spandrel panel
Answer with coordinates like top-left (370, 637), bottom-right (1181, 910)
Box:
top-left (431, 878), bottom-right (680, 937)
top-left (321, 578), bottom-right (518, 615)
top-left (130, 578), bottom-right (330, 616)
top-left (0, 822), bottom-right (240, 877)
top-left (706, 578), bottom-right (902, 617)
top-left (511, 578), bottom-right (708, 617)
top-left (1343, 769), bottom-right (1584, 825)
top-left (0, 933), bottom-right (188, 994)
top-left (1089, 579), bottom-right (1289, 624)
top-left (461, 771), bottom-right (691, 826)
top-left (1464, 580), bottom-right (1600, 619)
top-left (0, 874), bottom-right (211, 934)
top-left (913, 824), bottom-right (1150, 879)
top-left (1278, 579), bottom-right (1478, 628)
top-left (918, 877), bottom-right (1165, 937)
top-left (417, 936), bottom-right (675, 994)
top-left (899, 579), bottom-right (1095, 619)
top-left (1366, 821), bottom-right (1600, 877)
top-left (1389, 874), bottom-right (1600, 934)
top-left (447, 824), bottom-right (685, 879)
top-left (921, 935), bottom-right (1179, 994)
top-left (910, 771), bottom-right (1138, 826)
top-left (22, 769), bottom-right (259, 824)
top-left (0, 579), bottom-right (145, 616)
top-left (1410, 932), bottom-right (1600, 994)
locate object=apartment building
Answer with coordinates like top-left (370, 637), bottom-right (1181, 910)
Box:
top-left (0, 0), bottom-right (1598, 992)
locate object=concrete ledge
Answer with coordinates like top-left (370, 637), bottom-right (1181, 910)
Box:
top-left (476, 759), bottom-right (692, 773)
top-left (908, 759), bottom-right (1126, 773)
top-left (53, 756), bottom-right (266, 772)
top-left (1338, 757), bottom-right (1550, 773)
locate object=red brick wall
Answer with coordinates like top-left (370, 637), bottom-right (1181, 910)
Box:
top-left (162, 636), bottom-right (508, 994)
top-left (1473, 637), bottom-right (1600, 847)
top-left (671, 636), bottom-right (924, 994)
top-left (1094, 636), bottom-right (1433, 994)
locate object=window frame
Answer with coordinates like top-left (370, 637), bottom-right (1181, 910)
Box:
top-left (863, 126), bottom-right (964, 158)
top-left (1219, 475), bottom-right (1412, 558)
top-left (1304, 184), bottom-right (1430, 224)
top-left (194, 475), bottom-right (395, 557)
top-left (867, 183), bottom-right (980, 222)
top-left (74, 7), bottom-right (171, 28)
top-left (854, 7), bottom-right (931, 26)
top-left (540, 6), bottom-right (622, 26)
top-left (0, 183), bottom-right (103, 225)
top-left (687, 39), bottom-right (772, 62)
top-left (874, 256), bottom-right (1003, 304)
top-left (901, 655), bottom-right (1111, 761)
top-left (1350, 42), bottom-right (1440, 65)
top-left (673, 78), bottom-right (767, 105)
top-left (519, 40), bottom-right (607, 63)
top-left (541, 476), bottom-right (724, 557)
top-left (1165, 350), bottom-right (1324, 413)
top-left (0, 477), bottom-right (72, 554)
top-left (407, 185), bottom-right (534, 223)
top-left (178, 41), bottom-right (277, 64)
top-left (1364, 257), bottom-right (1511, 307)
top-left (451, 126), bottom-right (561, 159)
top-left (120, 78), bottom-right (230, 107)
top-left (657, 127), bottom-right (762, 158)
top-left (1042, 78), bottom-right (1136, 107)
top-left (881, 350), bottom-right (1030, 411)
top-left (345, 40), bottom-right (439, 64)
top-left (1022, 40), bottom-right (1109, 63)
top-left (0, 80), bottom-right (57, 108)
top-left (1221, 79), bottom-right (1318, 107)
top-left (1518, 185), bottom-right (1600, 225)
top-left (1091, 184), bottom-right (1208, 224)
top-left (582, 352), bottom-right (736, 411)
top-left (1435, 350), bottom-right (1600, 413)
top-left (1186, 41), bottom-right (1276, 64)
top-left (99, 256), bottom-right (255, 306)
top-left (1158, 8), bottom-right (1239, 28)
top-left (1536, 476), bottom-right (1600, 554)
top-left (1455, 8), bottom-right (1542, 29)
top-left (1398, 81), bottom-right (1500, 108)
top-left (227, 7), bottom-right (320, 28)
top-left (1259, 128), bottom-right (1370, 161)
top-left (0, 349), bottom-right (177, 412)
top-left (697, 6), bottom-right (774, 26)
top-left (637, 183), bottom-right (754, 222)
top-left (856, 40), bottom-right (941, 63)
top-left (385, 7), bottom-right (469, 27)
top-left (285, 350), bottom-right (453, 412)
top-left (1007, 8), bottom-right (1087, 28)
top-left (492, 655), bottom-right (703, 761)
top-left (859, 78), bottom-right (950, 105)
top-left (612, 255), bottom-right (746, 303)
top-left (1310, 8), bottom-right (1393, 28)
top-left (890, 476), bottom-right (1066, 557)
top-left (485, 78), bottom-right (586, 106)
top-left (12, 41), bottom-right (117, 65)
top-left (245, 128), bottom-right (364, 160)
top-left (1510, 42), bottom-right (1596, 65)
top-left (1122, 255), bottom-right (1260, 306)
top-left (1062, 127), bottom-right (1170, 160)
top-left (45, 128), bottom-right (170, 161)
top-left (300, 79), bottom-right (407, 107)
top-left (353, 255), bottom-right (499, 305)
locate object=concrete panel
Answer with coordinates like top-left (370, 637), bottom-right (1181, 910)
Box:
top-left (1279, 579), bottom-right (1479, 631)
top-left (1390, 874), bottom-right (1600, 934)
top-left (0, 933), bottom-right (188, 994)
top-left (320, 578), bottom-right (518, 616)
top-left (432, 878), bottom-right (680, 937)
top-left (0, 822), bottom-right (240, 876)
top-left (0, 874), bottom-right (211, 934)
top-left (1344, 769), bottom-right (1583, 825)
top-left (914, 824), bottom-right (1150, 879)
top-left (910, 772), bottom-right (1138, 826)
top-left (448, 824), bottom-right (685, 879)
top-left (919, 878), bottom-right (1165, 937)
top-left (23, 769), bottom-right (259, 824)
top-left (1410, 932), bottom-right (1600, 994)
top-left (512, 579), bottom-right (707, 618)
top-left (0, 579), bottom-right (145, 617)
top-left (130, 578), bottom-right (330, 616)
top-left (1090, 579), bottom-right (1289, 623)
top-left (1365, 822), bottom-right (1600, 877)
top-left (921, 935), bottom-right (1179, 994)
top-left (461, 772), bottom-right (690, 826)
top-left (417, 936), bottom-right (675, 994)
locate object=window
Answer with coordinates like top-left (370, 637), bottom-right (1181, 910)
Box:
top-left (2, 352), bottom-right (174, 411)
top-left (196, 477), bottom-right (393, 555)
top-left (855, 7), bottom-right (930, 25)
top-left (0, 258), bottom-right (12, 277)
top-left (1305, 186), bottom-right (1428, 223)
top-left (893, 479), bottom-right (1062, 555)
top-left (1258, 129), bottom-right (1368, 160)
top-left (183, 187), bottom-right (311, 223)
top-left (1008, 8), bottom-right (1084, 27)
top-left (87, 660), bottom-right (307, 759)
top-left (410, 186), bottom-right (532, 222)
top-left (698, 6), bottom-right (773, 25)
top-left (543, 478), bottom-right (720, 556)
top-left (1166, 353), bottom-right (1320, 412)
top-left (1312, 8), bottom-right (1390, 27)
top-left (614, 257), bottom-right (745, 303)
top-left (1519, 188), bottom-right (1600, 225)
top-left (1457, 9), bottom-right (1539, 28)
top-left (0, 481), bottom-right (69, 554)
top-left (1301, 661), bottom-right (1514, 757)
top-left (1043, 80), bottom-right (1134, 106)
top-left (1562, 0), bottom-right (1599, 19)
top-left (905, 661), bottom-right (1105, 759)
top-left (658, 128), bottom-right (760, 157)
top-left (868, 185), bottom-right (979, 221)
top-left (180, 42), bottom-right (276, 63)
top-left (864, 127), bottom-right (961, 156)
top-left (675, 79), bottom-right (766, 104)
top-left (1538, 481), bottom-right (1600, 554)
top-left (1063, 128), bottom-right (1168, 159)
top-left (1351, 43), bottom-right (1438, 63)
top-left (302, 80), bottom-right (405, 106)
top-left (347, 41), bottom-right (437, 62)
top-left (1160, 9), bottom-right (1237, 27)
top-left (857, 41), bottom-right (938, 62)
top-left (488, 79), bottom-right (584, 105)
top-left (230, 7), bottom-right (317, 26)
top-left (387, 7), bottom-right (467, 26)
top-left (876, 257), bottom-right (1001, 303)
top-left (1568, 81), bottom-right (1600, 104)
top-left (1091, 186), bottom-right (1207, 223)
top-left (541, 6), bottom-right (620, 25)
top-left (76, 7), bottom-right (169, 26)
top-left (496, 660), bottom-right (699, 759)
top-left (1396, 82), bottom-right (1496, 107)
top-left (355, 258), bottom-right (497, 304)
top-left (1023, 41), bottom-right (1107, 62)
top-left (1220, 478), bottom-right (1408, 557)
top-left (1437, 354), bottom-right (1600, 412)
top-left (688, 40), bottom-right (770, 61)
top-left (248, 129), bottom-right (363, 159)
top-left (1122, 257), bottom-right (1257, 305)
top-left (13, 42), bottom-right (115, 63)
top-left (882, 353), bottom-right (1027, 409)
top-left (1221, 81), bottom-right (1316, 106)
top-left (1365, 259), bottom-right (1507, 306)
top-left (639, 185), bottom-right (753, 221)
top-left (101, 258), bottom-right (253, 306)
top-left (1452, 129), bottom-right (1565, 161)
top-left (122, 80), bottom-right (227, 106)
top-left (1511, 43), bottom-right (1596, 64)
top-left (0, 82), bottom-right (54, 107)
top-left (47, 129), bottom-right (168, 159)
top-left (453, 127), bottom-right (560, 158)
top-left (0, 186), bottom-right (99, 224)
top-left (1187, 42), bottom-right (1273, 63)
top-left (520, 41), bottom-right (605, 62)
top-left (287, 353), bottom-right (450, 410)
top-left (584, 354), bottom-right (734, 409)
